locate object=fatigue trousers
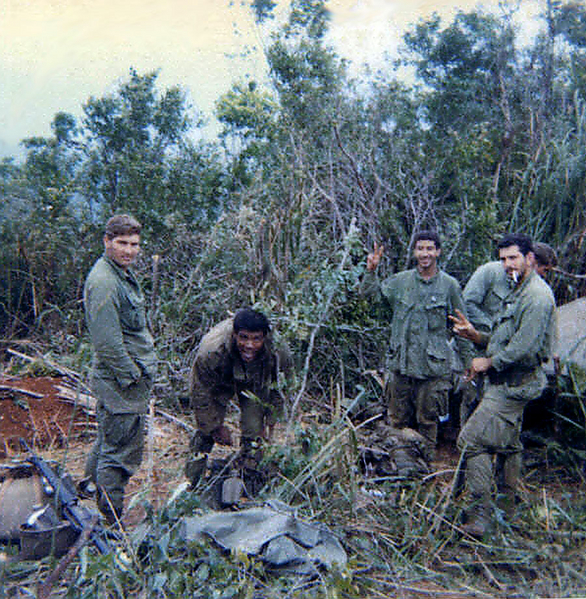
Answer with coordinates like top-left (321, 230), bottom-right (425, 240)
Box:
top-left (85, 377), bottom-right (150, 523)
top-left (387, 372), bottom-right (451, 459)
top-left (457, 370), bottom-right (546, 509)
top-left (191, 388), bottom-right (267, 440)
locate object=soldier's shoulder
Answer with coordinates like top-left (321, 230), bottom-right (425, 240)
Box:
top-left (197, 318), bottom-right (234, 359)
top-left (466, 261), bottom-right (504, 284)
top-left (476, 261), bottom-right (503, 276)
top-left (531, 273), bottom-right (556, 305)
top-left (438, 269), bottom-right (462, 290)
top-left (391, 269), bottom-right (415, 285)
top-left (84, 257), bottom-right (117, 290)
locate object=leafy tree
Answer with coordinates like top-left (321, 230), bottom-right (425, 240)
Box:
top-left (250, 0), bottom-right (277, 23)
top-left (81, 68), bottom-right (193, 235)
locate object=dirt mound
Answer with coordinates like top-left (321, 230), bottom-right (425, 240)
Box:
top-left (0, 376), bottom-right (93, 458)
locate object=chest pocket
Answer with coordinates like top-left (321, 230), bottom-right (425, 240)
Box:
top-left (120, 291), bottom-right (146, 331)
top-left (391, 296), bottom-right (413, 338)
top-left (425, 296), bottom-right (448, 332)
top-left (493, 301), bottom-right (516, 340)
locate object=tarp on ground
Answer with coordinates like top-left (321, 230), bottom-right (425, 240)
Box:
top-left (177, 500), bottom-right (347, 574)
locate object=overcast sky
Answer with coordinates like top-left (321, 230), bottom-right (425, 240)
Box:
top-left (0, 0), bottom-right (541, 158)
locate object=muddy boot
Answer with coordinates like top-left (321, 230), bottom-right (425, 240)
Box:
top-left (239, 437), bottom-right (266, 496)
top-left (96, 488), bottom-right (123, 527)
top-left (462, 497), bottom-right (489, 539)
top-left (185, 431), bottom-right (214, 488)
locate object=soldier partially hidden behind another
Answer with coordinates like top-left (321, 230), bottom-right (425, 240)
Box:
top-left (185, 308), bottom-right (292, 489)
top-left (451, 232), bottom-right (556, 537)
top-left (83, 214), bottom-right (157, 525)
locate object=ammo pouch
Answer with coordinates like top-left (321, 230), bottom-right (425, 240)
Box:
top-left (487, 366), bottom-right (537, 387)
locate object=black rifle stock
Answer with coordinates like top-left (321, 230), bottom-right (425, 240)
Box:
top-left (20, 438), bottom-right (111, 555)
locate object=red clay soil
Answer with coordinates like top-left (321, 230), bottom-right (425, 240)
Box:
top-left (0, 376), bottom-right (93, 458)
top-left (0, 375), bottom-right (194, 527)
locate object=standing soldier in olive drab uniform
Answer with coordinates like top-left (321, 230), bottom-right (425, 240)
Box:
top-left (460, 242), bottom-right (557, 426)
top-left (364, 230), bottom-right (473, 460)
top-left (185, 308), bottom-right (292, 488)
top-left (83, 214), bottom-right (157, 525)
top-left (451, 233), bottom-right (555, 537)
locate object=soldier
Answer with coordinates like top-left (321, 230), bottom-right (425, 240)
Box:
top-left (451, 233), bottom-right (555, 537)
top-left (364, 230), bottom-right (472, 460)
top-left (83, 214), bottom-right (157, 525)
top-left (185, 308), bottom-right (292, 488)
top-left (533, 242), bottom-right (558, 278)
top-left (460, 242), bottom-right (557, 426)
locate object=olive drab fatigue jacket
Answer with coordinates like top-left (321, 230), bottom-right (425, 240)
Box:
top-left (365, 269), bottom-right (473, 379)
top-left (84, 256), bottom-right (157, 413)
top-left (464, 261), bottom-right (513, 334)
top-left (484, 270), bottom-right (555, 375)
top-left (190, 318), bottom-right (292, 424)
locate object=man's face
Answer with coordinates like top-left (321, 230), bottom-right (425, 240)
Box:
top-left (234, 329), bottom-right (265, 363)
top-left (413, 239), bottom-right (440, 271)
top-left (535, 263), bottom-right (550, 277)
top-left (499, 245), bottom-right (532, 284)
top-left (104, 234), bottom-right (140, 270)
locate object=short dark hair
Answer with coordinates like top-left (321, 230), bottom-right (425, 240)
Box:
top-left (233, 308), bottom-right (270, 335)
top-left (533, 242), bottom-right (558, 267)
top-left (104, 214), bottom-right (142, 239)
top-left (413, 229), bottom-right (441, 249)
top-left (497, 232), bottom-right (533, 256)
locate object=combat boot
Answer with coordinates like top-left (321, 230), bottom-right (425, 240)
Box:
top-left (185, 431), bottom-right (214, 488)
top-left (239, 437), bottom-right (266, 496)
top-left (239, 437), bottom-right (264, 467)
top-left (462, 497), bottom-right (490, 539)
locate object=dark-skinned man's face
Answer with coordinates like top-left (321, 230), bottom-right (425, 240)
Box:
top-left (234, 329), bottom-right (265, 362)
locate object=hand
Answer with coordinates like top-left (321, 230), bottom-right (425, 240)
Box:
top-left (367, 242), bottom-right (384, 271)
top-left (463, 368), bottom-right (474, 383)
top-left (470, 357), bottom-right (492, 375)
top-left (449, 309), bottom-right (482, 344)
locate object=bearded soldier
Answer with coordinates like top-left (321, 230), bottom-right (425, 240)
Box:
top-left (460, 242), bottom-right (557, 426)
top-left (451, 232), bottom-right (555, 537)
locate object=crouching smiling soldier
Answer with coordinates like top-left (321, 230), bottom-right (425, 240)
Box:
top-left (185, 308), bottom-right (292, 490)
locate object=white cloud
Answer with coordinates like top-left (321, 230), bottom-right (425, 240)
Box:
top-left (0, 0), bottom-right (543, 157)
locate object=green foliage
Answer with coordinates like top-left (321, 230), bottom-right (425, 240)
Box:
top-left (3, 1), bottom-right (586, 596)
top-left (250, 0), bottom-right (277, 24)
top-left (285, 0), bottom-right (331, 40)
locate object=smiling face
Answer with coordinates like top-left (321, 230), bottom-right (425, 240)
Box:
top-left (413, 238), bottom-right (440, 277)
top-left (234, 329), bottom-right (266, 363)
top-left (499, 244), bottom-right (533, 285)
top-left (104, 233), bottom-right (140, 270)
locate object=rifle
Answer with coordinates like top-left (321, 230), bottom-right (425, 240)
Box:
top-left (20, 438), bottom-right (112, 555)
